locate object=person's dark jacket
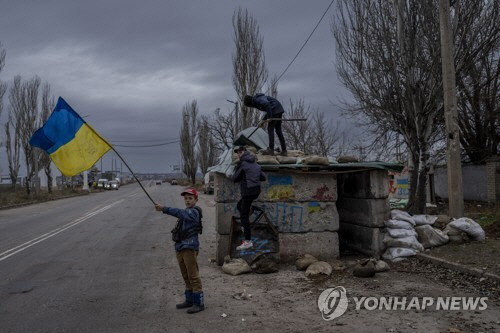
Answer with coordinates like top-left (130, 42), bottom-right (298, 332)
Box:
top-left (250, 93), bottom-right (285, 119)
top-left (231, 151), bottom-right (266, 197)
top-left (162, 206), bottom-right (201, 252)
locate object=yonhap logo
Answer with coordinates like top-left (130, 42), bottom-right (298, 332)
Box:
top-left (317, 286), bottom-right (348, 320)
top-left (317, 286), bottom-right (488, 321)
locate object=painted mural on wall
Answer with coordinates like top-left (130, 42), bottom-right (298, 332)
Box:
top-left (222, 200), bottom-right (337, 233)
top-left (389, 168), bottom-right (410, 199)
top-left (265, 175), bottom-right (295, 201)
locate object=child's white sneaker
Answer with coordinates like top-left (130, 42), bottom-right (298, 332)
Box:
top-left (236, 240), bottom-right (253, 250)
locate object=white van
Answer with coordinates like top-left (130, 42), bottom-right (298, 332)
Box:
top-left (97, 179), bottom-right (108, 188)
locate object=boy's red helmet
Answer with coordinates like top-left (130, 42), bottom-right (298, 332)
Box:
top-left (181, 188), bottom-right (199, 199)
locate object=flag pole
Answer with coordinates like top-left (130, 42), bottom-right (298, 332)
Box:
top-left (83, 122), bottom-right (156, 206)
top-left (110, 146), bottom-right (157, 206)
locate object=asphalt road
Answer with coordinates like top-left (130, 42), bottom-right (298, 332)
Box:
top-left (0, 182), bottom-right (192, 332)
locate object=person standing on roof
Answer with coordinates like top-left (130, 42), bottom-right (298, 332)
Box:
top-left (243, 93), bottom-right (287, 156)
top-left (231, 146), bottom-right (267, 250)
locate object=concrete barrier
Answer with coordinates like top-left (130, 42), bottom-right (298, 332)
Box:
top-left (336, 197), bottom-right (390, 228)
top-left (337, 170), bottom-right (389, 199)
top-left (339, 222), bottom-right (385, 257)
top-left (214, 172), bottom-right (337, 203)
top-left (216, 201), bottom-right (339, 235)
top-left (279, 232), bottom-right (339, 262)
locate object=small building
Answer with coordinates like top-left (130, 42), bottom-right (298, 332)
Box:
top-left (213, 161), bottom-right (401, 264)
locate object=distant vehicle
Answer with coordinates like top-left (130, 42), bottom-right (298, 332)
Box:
top-left (155, 180), bottom-right (162, 185)
top-left (97, 179), bottom-right (108, 188)
top-left (109, 180), bottom-right (119, 190)
top-left (171, 179), bottom-right (178, 185)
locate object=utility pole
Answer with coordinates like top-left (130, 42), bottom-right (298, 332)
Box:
top-left (439, 0), bottom-right (464, 218)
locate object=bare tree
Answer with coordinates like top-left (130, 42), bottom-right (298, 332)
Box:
top-left (207, 108), bottom-right (238, 152)
top-left (5, 113), bottom-right (21, 188)
top-left (180, 100), bottom-right (199, 184)
top-left (0, 42), bottom-right (6, 148)
top-left (332, 0), bottom-right (499, 213)
top-left (454, 0), bottom-right (500, 163)
top-left (282, 98), bottom-right (314, 154)
top-left (332, 1), bottom-right (446, 213)
top-left (10, 75), bottom-right (41, 195)
top-left (39, 83), bottom-right (55, 192)
top-left (310, 111), bottom-right (340, 157)
top-left (198, 117), bottom-right (218, 176)
top-left (267, 74), bottom-right (279, 99)
top-left (232, 7), bottom-right (268, 130)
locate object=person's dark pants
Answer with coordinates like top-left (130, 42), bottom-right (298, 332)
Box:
top-left (267, 113), bottom-right (286, 152)
top-left (236, 193), bottom-right (260, 240)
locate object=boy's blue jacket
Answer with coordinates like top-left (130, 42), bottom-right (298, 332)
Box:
top-left (250, 93), bottom-right (285, 119)
top-left (162, 206), bottom-right (200, 252)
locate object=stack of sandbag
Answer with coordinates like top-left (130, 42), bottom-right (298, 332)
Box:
top-left (382, 210), bottom-right (423, 262)
top-left (413, 214), bottom-right (449, 248)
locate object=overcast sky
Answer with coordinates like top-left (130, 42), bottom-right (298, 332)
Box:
top-left (0, 0), bottom-right (353, 175)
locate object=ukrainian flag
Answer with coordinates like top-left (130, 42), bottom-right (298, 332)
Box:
top-left (30, 97), bottom-right (111, 176)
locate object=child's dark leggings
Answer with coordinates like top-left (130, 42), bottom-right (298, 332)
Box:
top-left (237, 193), bottom-right (260, 240)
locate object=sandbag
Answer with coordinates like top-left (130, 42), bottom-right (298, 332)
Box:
top-left (386, 228), bottom-right (418, 238)
top-left (384, 219), bottom-right (415, 230)
top-left (383, 234), bottom-right (424, 251)
top-left (434, 215), bottom-right (451, 229)
top-left (413, 214), bottom-right (438, 226)
top-left (287, 150), bottom-right (305, 157)
top-left (295, 254), bottom-right (318, 271)
top-left (382, 247), bottom-right (417, 262)
top-left (444, 224), bottom-right (471, 243)
top-left (251, 254), bottom-right (279, 274)
top-left (303, 155), bottom-right (330, 166)
top-left (337, 155), bottom-right (359, 163)
top-left (449, 217), bottom-right (485, 241)
top-left (374, 260), bottom-right (390, 272)
top-left (276, 155), bottom-right (297, 164)
top-left (390, 210), bottom-right (416, 225)
top-left (222, 258), bottom-right (252, 276)
top-left (353, 259), bottom-right (375, 277)
top-left (415, 225), bottom-right (449, 248)
top-left (305, 261), bottom-right (332, 278)
top-left (256, 154), bottom-right (279, 165)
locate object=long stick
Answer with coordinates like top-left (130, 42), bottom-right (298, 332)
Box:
top-left (109, 146), bottom-right (156, 205)
top-left (84, 122), bottom-right (157, 206)
top-left (246, 118), bottom-right (307, 141)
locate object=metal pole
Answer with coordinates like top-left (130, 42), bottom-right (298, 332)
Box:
top-left (110, 146), bottom-right (156, 205)
top-left (439, 0), bottom-right (464, 217)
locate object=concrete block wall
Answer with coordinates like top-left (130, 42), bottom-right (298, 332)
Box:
top-left (337, 170), bottom-right (390, 258)
top-left (486, 158), bottom-right (500, 203)
top-left (214, 172), bottom-right (340, 265)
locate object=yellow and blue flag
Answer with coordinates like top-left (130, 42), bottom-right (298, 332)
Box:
top-left (30, 97), bottom-right (111, 176)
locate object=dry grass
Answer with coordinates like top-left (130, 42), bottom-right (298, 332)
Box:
top-left (0, 188), bottom-right (89, 208)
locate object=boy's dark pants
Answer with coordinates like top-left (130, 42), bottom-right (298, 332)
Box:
top-left (237, 194), bottom-right (259, 240)
top-left (176, 249), bottom-right (202, 292)
top-left (267, 113), bottom-right (286, 152)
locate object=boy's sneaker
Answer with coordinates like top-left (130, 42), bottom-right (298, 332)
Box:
top-left (236, 240), bottom-right (253, 251)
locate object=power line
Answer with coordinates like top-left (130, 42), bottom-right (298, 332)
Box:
top-left (113, 139), bottom-right (180, 148)
top-left (275, 0), bottom-right (335, 84)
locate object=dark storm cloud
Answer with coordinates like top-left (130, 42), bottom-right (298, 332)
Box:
top-left (0, 0), bottom-right (353, 174)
